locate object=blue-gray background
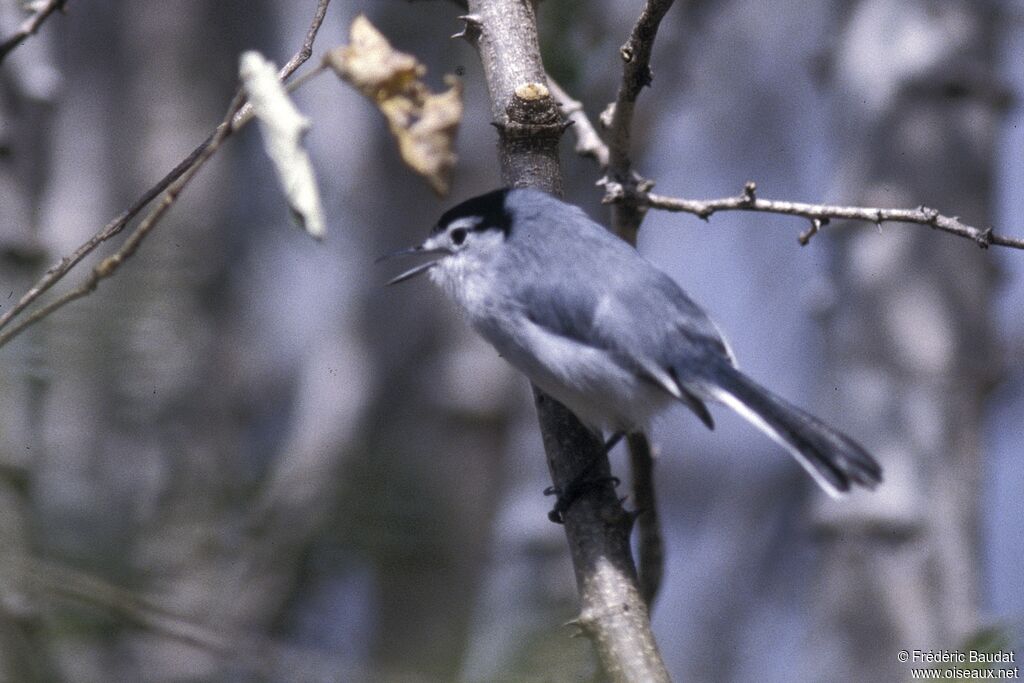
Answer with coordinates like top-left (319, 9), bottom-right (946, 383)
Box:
top-left (0, 1), bottom-right (1020, 681)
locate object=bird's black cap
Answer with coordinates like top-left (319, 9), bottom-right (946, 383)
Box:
top-left (432, 188), bottom-right (513, 236)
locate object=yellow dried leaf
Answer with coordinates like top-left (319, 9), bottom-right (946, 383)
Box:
top-left (325, 15), bottom-right (462, 195)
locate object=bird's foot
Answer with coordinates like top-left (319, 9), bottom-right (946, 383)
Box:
top-left (544, 469), bottom-right (621, 524)
top-left (542, 431), bottom-right (627, 523)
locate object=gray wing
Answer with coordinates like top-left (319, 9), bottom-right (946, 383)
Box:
top-left (510, 228), bottom-right (732, 427)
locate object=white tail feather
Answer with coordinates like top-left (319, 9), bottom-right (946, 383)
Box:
top-left (708, 386), bottom-right (844, 498)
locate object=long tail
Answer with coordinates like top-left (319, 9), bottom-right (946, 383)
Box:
top-left (699, 364), bottom-right (882, 497)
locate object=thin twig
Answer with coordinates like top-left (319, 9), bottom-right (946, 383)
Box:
top-left (232, 0), bottom-right (331, 128)
top-left (0, 135), bottom-right (209, 337)
top-left (597, 2), bottom-right (677, 625)
top-left (639, 181), bottom-right (1024, 250)
top-left (628, 433), bottom-right (664, 608)
top-left (603, 0), bottom-right (676, 244)
top-left (0, 0), bottom-right (332, 348)
top-left (548, 78), bottom-right (609, 168)
top-left (0, 0), bottom-right (68, 63)
top-left (550, 82), bottom-right (1022, 252)
top-left (0, 91), bottom-right (246, 348)
top-left (280, 0), bottom-right (331, 80)
top-left (606, 0), bottom-right (675, 172)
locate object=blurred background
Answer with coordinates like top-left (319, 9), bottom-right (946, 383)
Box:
top-left (1, 0), bottom-right (1022, 681)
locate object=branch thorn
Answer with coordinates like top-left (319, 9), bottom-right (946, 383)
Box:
top-left (798, 218), bottom-right (823, 246)
top-left (976, 227), bottom-right (993, 249)
top-left (453, 14), bottom-right (482, 42)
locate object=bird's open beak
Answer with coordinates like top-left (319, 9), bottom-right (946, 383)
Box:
top-left (377, 244), bottom-right (450, 285)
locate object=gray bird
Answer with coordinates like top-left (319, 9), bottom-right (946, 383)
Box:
top-left (385, 188), bottom-right (882, 498)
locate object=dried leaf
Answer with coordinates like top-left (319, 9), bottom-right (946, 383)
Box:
top-left (325, 15), bottom-right (462, 195)
top-left (239, 50), bottom-right (325, 239)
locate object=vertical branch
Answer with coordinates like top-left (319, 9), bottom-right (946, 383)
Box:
top-left (459, 5), bottom-right (563, 192)
top-left (601, 0), bottom-right (676, 615)
top-left (460, 2), bottom-right (669, 680)
top-left (628, 433), bottom-right (664, 607)
top-left (604, 0), bottom-right (675, 244)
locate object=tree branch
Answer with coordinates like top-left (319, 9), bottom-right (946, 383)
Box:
top-left (637, 181), bottom-right (1024, 250)
top-left (604, 0), bottom-right (675, 245)
top-left (280, 0), bottom-right (331, 81)
top-left (606, 0), bottom-right (675, 172)
top-left (0, 0), bottom-right (332, 349)
top-left (601, 0), bottom-right (677, 620)
top-left (548, 7), bottom-right (671, 617)
top-left (548, 78), bottom-right (609, 168)
top-left (0, 0), bottom-right (69, 64)
top-left (460, 2), bottom-right (668, 680)
top-left (458, 6), bottom-right (565, 191)
top-left (628, 433), bottom-right (664, 608)
top-left (545, 83), bottom-right (1024, 252)
top-left (0, 91), bottom-right (247, 348)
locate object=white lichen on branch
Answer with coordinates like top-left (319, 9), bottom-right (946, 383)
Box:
top-left (240, 50), bottom-right (325, 239)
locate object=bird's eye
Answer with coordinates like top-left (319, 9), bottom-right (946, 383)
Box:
top-left (451, 227), bottom-right (467, 246)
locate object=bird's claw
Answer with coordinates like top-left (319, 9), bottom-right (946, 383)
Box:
top-left (544, 475), bottom-right (621, 524)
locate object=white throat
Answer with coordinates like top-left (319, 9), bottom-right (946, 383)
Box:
top-left (428, 230), bottom-right (506, 312)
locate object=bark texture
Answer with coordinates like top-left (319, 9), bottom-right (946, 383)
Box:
top-left (465, 1), bottom-right (670, 679)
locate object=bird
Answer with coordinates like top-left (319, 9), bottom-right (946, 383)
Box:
top-left (383, 187), bottom-right (882, 500)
